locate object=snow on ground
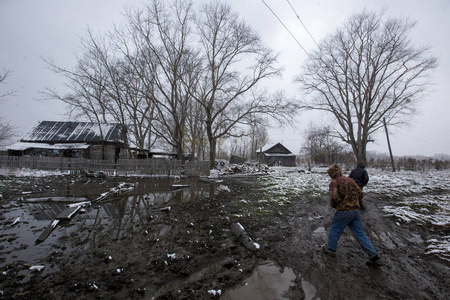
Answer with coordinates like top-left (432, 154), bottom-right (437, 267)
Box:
top-left (0, 168), bottom-right (69, 177)
top-left (262, 166), bottom-right (450, 262)
top-left (2, 166), bottom-right (449, 261)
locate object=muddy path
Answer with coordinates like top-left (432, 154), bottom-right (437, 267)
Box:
top-left (0, 173), bottom-right (449, 299)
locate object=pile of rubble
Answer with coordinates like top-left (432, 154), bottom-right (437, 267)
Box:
top-left (218, 163), bottom-right (271, 176)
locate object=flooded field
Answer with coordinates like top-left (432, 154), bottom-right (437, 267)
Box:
top-left (0, 176), bottom-right (217, 270)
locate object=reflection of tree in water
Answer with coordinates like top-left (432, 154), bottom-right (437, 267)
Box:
top-left (45, 178), bottom-right (219, 251)
top-left (96, 181), bottom-right (216, 241)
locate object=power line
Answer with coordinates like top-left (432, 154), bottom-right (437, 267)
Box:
top-left (261, 0), bottom-right (311, 58)
top-left (285, 0), bottom-right (319, 47)
top-left (400, 131), bottom-right (450, 151)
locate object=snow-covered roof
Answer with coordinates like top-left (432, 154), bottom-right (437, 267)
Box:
top-left (21, 121), bottom-right (125, 144)
top-left (257, 143), bottom-right (294, 154)
top-left (7, 142), bottom-right (90, 151)
top-left (262, 153), bottom-right (296, 157)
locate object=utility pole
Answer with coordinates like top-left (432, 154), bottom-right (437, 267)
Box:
top-left (383, 118), bottom-right (396, 172)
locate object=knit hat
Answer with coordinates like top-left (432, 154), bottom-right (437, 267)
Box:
top-left (327, 164), bottom-right (342, 179)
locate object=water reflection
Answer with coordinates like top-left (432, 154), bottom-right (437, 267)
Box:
top-left (0, 177), bottom-right (219, 269)
top-left (221, 261), bottom-right (296, 300)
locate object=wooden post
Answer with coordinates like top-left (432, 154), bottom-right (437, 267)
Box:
top-left (383, 118), bottom-right (396, 172)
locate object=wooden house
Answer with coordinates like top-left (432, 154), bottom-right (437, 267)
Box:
top-left (256, 142), bottom-right (297, 166)
top-left (7, 121), bottom-right (127, 160)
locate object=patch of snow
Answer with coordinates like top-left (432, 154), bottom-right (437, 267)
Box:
top-left (29, 265), bottom-right (45, 272)
top-left (208, 289), bottom-right (222, 296)
top-left (0, 168), bottom-right (69, 177)
top-left (425, 237), bottom-right (450, 262)
top-left (217, 185), bottom-right (231, 193)
top-left (260, 167), bottom-right (450, 261)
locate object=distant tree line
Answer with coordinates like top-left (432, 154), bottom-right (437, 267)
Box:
top-left (43, 0), bottom-right (298, 167)
top-left (369, 157), bottom-right (450, 171)
top-left (299, 123), bottom-right (450, 171)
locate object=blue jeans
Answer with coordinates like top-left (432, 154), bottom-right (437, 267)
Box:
top-left (327, 210), bottom-right (378, 258)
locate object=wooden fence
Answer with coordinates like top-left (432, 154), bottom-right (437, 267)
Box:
top-left (0, 156), bottom-right (210, 177)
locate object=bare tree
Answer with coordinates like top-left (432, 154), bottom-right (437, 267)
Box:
top-left (43, 44), bottom-right (121, 160)
top-left (0, 70), bottom-right (16, 146)
top-left (194, 1), bottom-right (298, 168)
top-left (43, 28), bottom-right (157, 157)
top-left (247, 115), bottom-right (269, 161)
top-left (301, 123), bottom-right (348, 166)
top-left (296, 10), bottom-right (438, 164)
top-left (185, 97), bottom-right (207, 159)
top-left (0, 70), bottom-right (14, 100)
top-left (121, 0), bottom-right (201, 160)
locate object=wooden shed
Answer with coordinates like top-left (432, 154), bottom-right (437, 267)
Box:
top-left (256, 143), bottom-right (297, 166)
top-left (7, 121), bottom-right (127, 160)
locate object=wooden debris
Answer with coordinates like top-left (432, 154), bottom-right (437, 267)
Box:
top-left (35, 220), bottom-right (60, 244)
top-left (35, 203), bottom-right (84, 244)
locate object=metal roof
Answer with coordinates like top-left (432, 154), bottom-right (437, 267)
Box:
top-left (7, 142), bottom-right (90, 151)
top-left (21, 121), bottom-right (125, 144)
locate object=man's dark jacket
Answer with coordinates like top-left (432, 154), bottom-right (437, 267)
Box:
top-left (349, 162), bottom-right (369, 188)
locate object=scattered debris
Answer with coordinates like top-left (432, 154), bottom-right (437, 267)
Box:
top-left (218, 164), bottom-right (271, 176)
top-left (36, 183), bottom-right (135, 244)
top-left (80, 169), bottom-right (107, 178)
top-left (231, 222), bottom-right (260, 252)
top-left (29, 265), bottom-right (45, 272)
top-left (171, 184), bottom-right (191, 190)
top-left (94, 182), bottom-right (135, 203)
top-left (11, 217), bottom-right (20, 226)
top-left (199, 176), bottom-right (223, 183)
top-left (35, 205), bottom-right (82, 244)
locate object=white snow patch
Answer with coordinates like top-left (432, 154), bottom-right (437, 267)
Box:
top-left (208, 289), bottom-right (222, 296)
top-left (217, 185), bottom-right (231, 193)
top-left (260, 167), bottom-right (450, 261)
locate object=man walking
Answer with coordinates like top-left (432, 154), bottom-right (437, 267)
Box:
top-left (349, 162), bottom-right (369, 209)
top-left (322, 164), bottom-right (381, 266)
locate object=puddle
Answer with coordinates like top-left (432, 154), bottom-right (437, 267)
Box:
top-left (302, 277), bottom-right (318, 300)
top-left (221, 261), bottom-right (296, 300)
top-left (0, 177), bottom-right (219, 272)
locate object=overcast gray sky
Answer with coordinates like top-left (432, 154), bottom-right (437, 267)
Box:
top-left (1, 0), bottom-right (449, 156)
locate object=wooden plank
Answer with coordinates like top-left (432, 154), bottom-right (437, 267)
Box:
top-left (56, 206), bottom-right (81, 220)
top-left (35, 220), bottom-right (60, 244)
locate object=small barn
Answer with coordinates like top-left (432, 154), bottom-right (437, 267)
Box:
top-left (256, 143), bottom-right (297, 166)
top-left (7, 121), bottom-right (127, 160)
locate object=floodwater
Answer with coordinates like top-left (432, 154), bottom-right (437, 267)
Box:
top-left (221, 261), bottom-right (296, 299)
top-left (220, 261), bottom-right (318, 300)
top-left (0, 177), bottom-right (217, 275)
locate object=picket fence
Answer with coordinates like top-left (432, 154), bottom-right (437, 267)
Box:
top-left (0, 156), bottom-right (210, 177)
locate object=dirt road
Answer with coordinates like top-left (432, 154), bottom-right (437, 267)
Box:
top-left (0, 174), bottom-right (448, 299)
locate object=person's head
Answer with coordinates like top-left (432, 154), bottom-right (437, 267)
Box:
top-left (327, 164), bottom-right (342, 179)
top-left (357, 162), bottom-right (365, 169)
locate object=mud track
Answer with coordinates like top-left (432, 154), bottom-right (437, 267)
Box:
top-left (0, 175), bottom-right (449, 299)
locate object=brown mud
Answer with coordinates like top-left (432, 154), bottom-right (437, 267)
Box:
top-left (0, 174), bottom-right (449, 299)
